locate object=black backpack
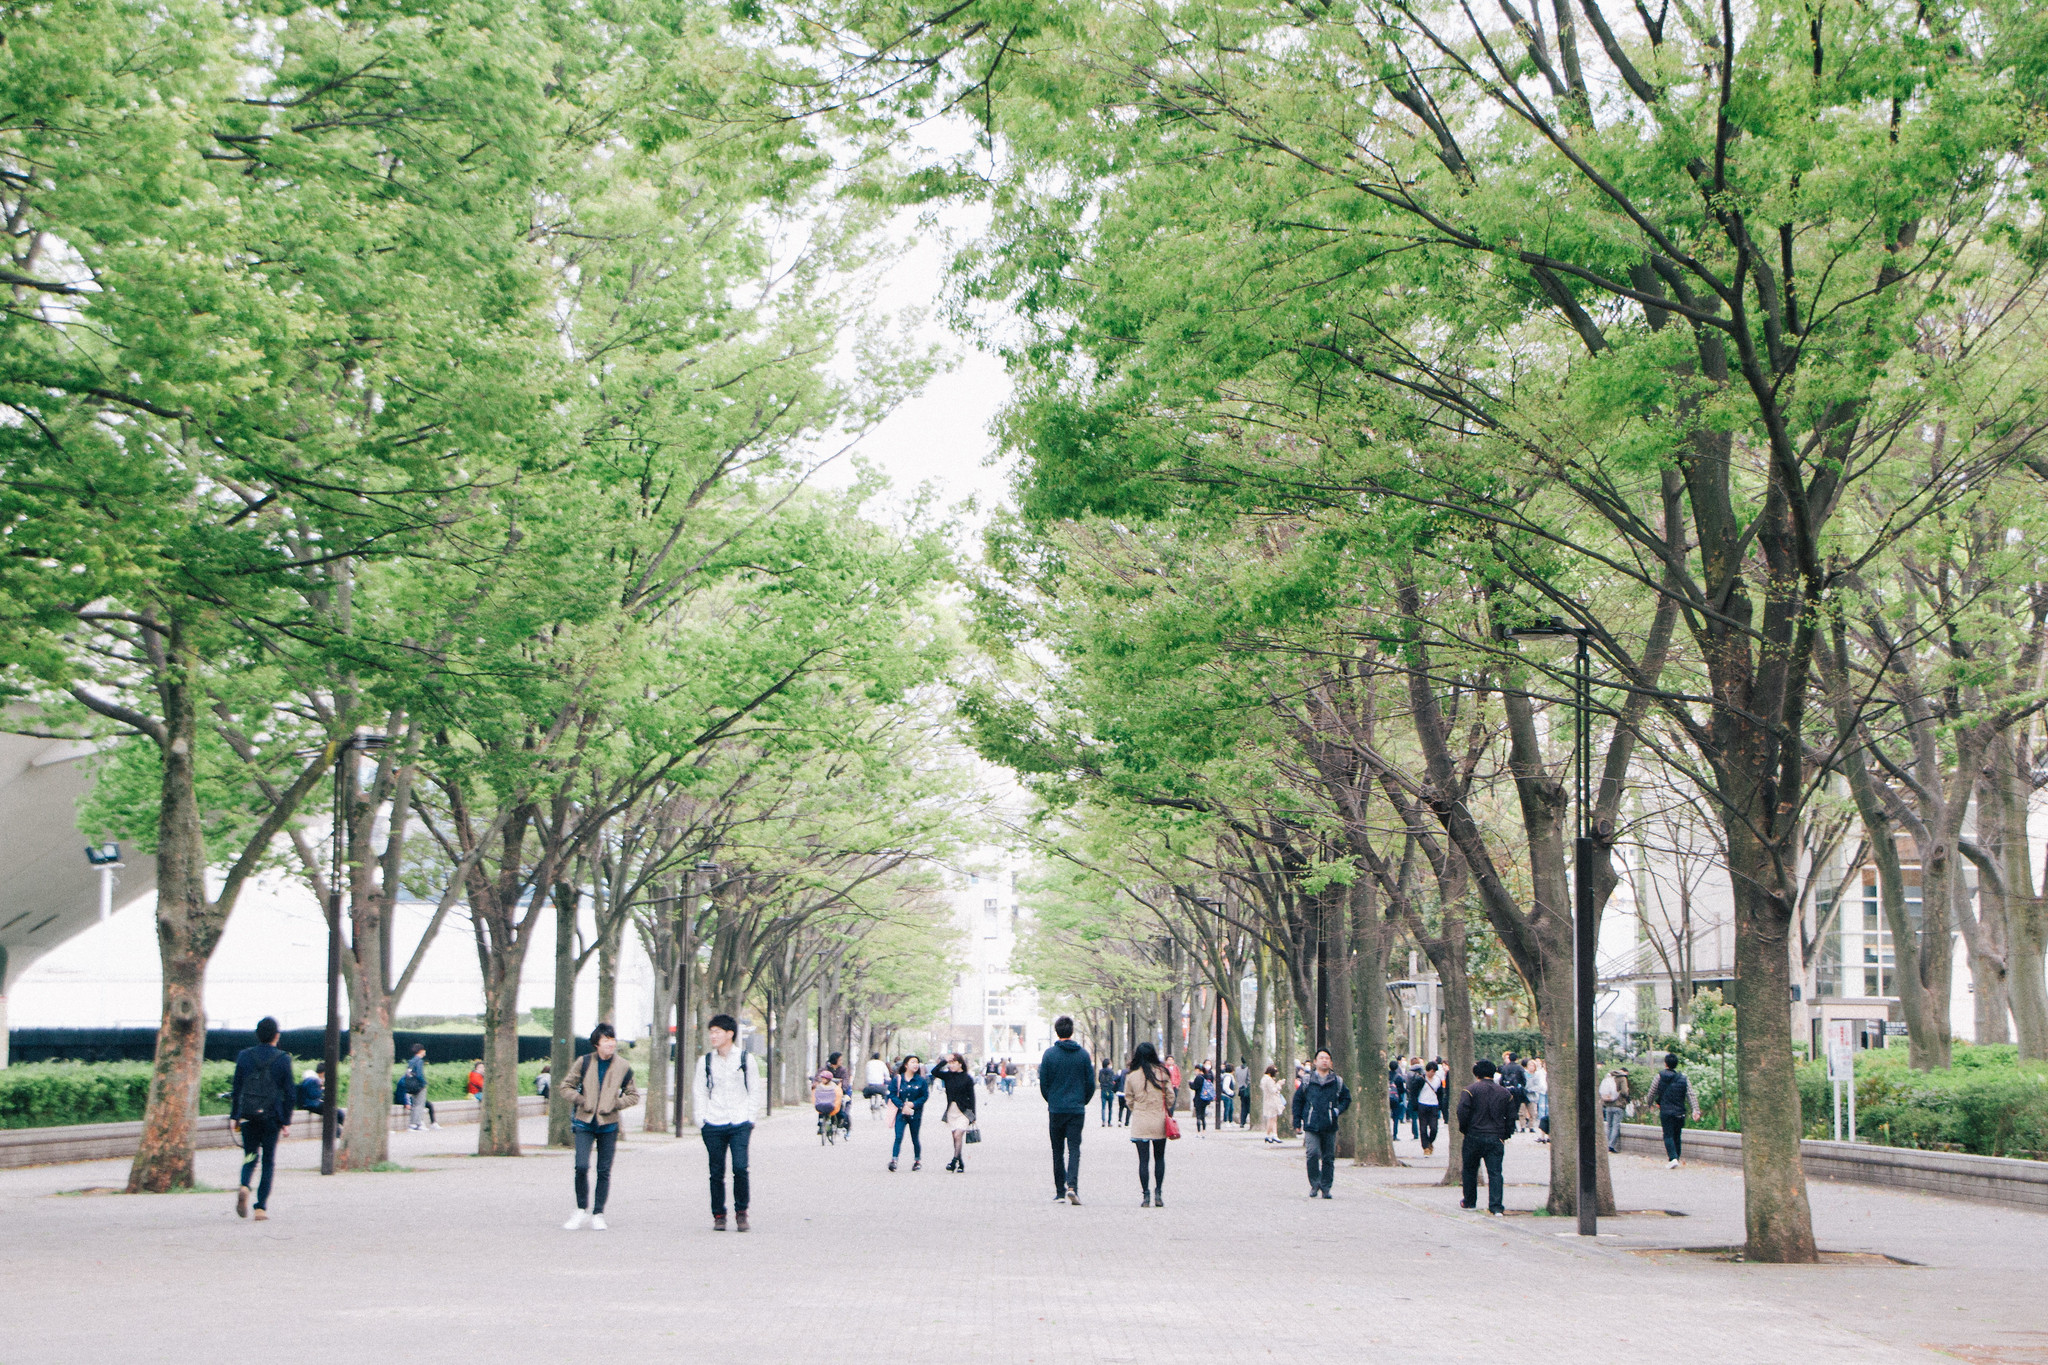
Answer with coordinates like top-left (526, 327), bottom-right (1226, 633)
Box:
top-left (238, 1051), bottom-right (281, 1122)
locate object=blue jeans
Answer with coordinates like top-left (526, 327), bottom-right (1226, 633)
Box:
top-left (1100, 1090), bottom-right (1114, 1124)
top-left (892, 1108), bottom-right (923, 1160)
top-left (701, 1121), bottom-right (752, 1215)
top-left (574, 1127), bottom-right (617, 1213)
top-left (238, 1115), bottom-right (280, 1209)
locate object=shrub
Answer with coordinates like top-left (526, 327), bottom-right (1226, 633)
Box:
top-left (1474, 1029), bottom-right (1545, 1062)
top-left (0, 1060), bottom-right (239, 1128)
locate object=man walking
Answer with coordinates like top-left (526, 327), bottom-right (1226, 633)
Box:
top-left (1291, 1048), bottom-right (1352, 1199)
top-left (403, 1041), bottom-right (433, 1130)
top-left (1039, 1016), bottom-right (1095, 1204)
top-left (1598, 1066), bottom-right (1631, 1152)
top-left (229, 1016), bottom-right (294, 1221)
top-left (1097, 1058), bottom-right (1116, 1126)
top-left (1234, 1060), bottom-right (1252, 1127)
top-left (1457, 1060), bottom-right (1518, 1215)
top-left (692, 1013), bottom-right (763, 1231)
top-left (1498, 1050), bottom-right (1531, 1134)
top-left (1647, 1052), bottom-right (1700, 1167)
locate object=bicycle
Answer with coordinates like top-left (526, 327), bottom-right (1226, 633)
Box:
top-left (817, 1107), bottom-right (840, 1145)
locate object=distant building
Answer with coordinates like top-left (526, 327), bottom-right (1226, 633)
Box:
top-left (942, 854), bottom-right (1046, 1062)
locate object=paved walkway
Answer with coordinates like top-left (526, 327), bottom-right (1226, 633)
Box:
top-left (6, 1089), bottom-right (2046, 1364)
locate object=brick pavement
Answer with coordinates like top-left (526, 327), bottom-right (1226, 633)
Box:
top-left (4, 1085), bottom-right (2045, 1364)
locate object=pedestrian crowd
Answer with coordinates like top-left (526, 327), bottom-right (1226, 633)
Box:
top-left (220, 1011), bottom-right (1703, 1229)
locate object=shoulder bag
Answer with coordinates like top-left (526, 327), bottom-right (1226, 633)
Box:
top-left (1162, 1082), bottom-right (1181, 1140)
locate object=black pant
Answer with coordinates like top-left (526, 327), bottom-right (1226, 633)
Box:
top-left (1304, 1127), bottom-right (1336, 1192)
top-left (237, 1115), bottom-right (280, 1209)
top-left (1417, 1105), bottom-right (1440, 1149)
top-left (1194, 1100), bottom-right (1209, 1131)
top-left (1135, 1137), bottom-right (1165, 1192)
top-left (1461, 1134), bottom-right (1505, 1212)
top-left (702, 1121), bottom-right (752, 1215)
top-left (1048, 1112), bottom-right (1085, 1195)
top-left (574, 1127), bottom-right (617, 1213)
top-left (1661, 1113), bottom-right (1686, 1160)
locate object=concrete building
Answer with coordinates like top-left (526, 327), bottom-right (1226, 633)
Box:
top-left (940, 853), bottom-right (1047, 1064)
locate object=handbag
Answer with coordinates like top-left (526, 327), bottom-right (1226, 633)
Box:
top-left (964, 1127), bottom-right (981, 1145)
top-left (1162, 1085), bottom-right (1181, 1140)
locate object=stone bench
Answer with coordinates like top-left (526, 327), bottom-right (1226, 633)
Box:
top-left (1616, 1121), bottom-right (2048, 1211)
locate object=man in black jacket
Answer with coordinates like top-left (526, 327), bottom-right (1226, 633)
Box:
top-left (1097, 1060), bottom-right (1116, 1126)
top-left (1456, 1059), bottom-right (1518, 1215)
top-left (1039, 1017), bottom-right (1096, 1204)
top-left (1291, 1049), bottom-right (1353, 1198)
top-left (230, 1016), bottom-right (295, 1221)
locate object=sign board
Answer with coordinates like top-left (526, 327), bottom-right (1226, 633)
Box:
top-left (1825, 1019), bottom-right (1856, 1079)
top-left (1883, 1021), bottom-right (1909, 1036)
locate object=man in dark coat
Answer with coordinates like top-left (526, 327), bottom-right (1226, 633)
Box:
top-left (1292, 1049), bottom-right (1353, 1199)
top-left (1039, 1016), bottom-right (1096, 1204)
top-left (229, 1016), bottom-right (295, 1220)
top-left (1457, 1059), bottom-right (1519, 1215)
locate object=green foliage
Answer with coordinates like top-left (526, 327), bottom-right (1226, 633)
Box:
top-left (1474, 1030), bottom-right (1545, 1062)
top-left (1797, 1045), bottom-right (2048, 1159)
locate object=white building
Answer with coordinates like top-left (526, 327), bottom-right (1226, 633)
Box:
top-left (940, 853), bottom-right (1047, 1063)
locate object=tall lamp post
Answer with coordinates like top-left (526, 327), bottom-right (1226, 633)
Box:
top-left (1502, 617), bottom-right (1600, 1237)
top-left (325, 731), bottom-right (388, 1176)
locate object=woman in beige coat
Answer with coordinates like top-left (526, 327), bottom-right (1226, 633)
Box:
top-left (1124, 1041), bottom-right (1175, 1207)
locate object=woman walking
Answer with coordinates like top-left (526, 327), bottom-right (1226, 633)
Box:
top-left (1124, 1042), bottom-right (1174, 1206)
top-left (886, 1054), bottom-right (931, 1171)
top-left (1528, 1058), bottom-right (1551, 1143)
top-left (562, 1023), bottom-right (639, 1230)
top-left (934, 1053), bottom-right (978, 1172)
top-left (1191, 1066), bottom-right (1211, 1133)
top-left (1260, 1064), bottom-right (1285, 1143)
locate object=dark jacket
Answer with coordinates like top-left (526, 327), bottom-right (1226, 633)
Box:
top-left (1039, 1039), bottom-right (1097, 1114)
top-left (1649, 1068), bottom-right (1694, 1118)
top-left (1097, 1063), bottom-right (1115, 1094)
top-left (1291, 1070), bottom-right (1353, 1133)
top-left (230, 1043), bottom-right (295, 1126)
top-left (886, 1071), bottom-right (931, 1113)
top-left (934, 1067), bottom-right (977, 1119)
top-left (1457, 1078), bottom-right (1518, 1139)
top-left (1405, 1070), bottom-right (1428, 1105)
top-left (295, 1074), bottom-right (324, 1110)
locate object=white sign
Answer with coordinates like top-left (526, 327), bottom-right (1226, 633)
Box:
top-left (1825, 1019), bottom-right (1855, 1079)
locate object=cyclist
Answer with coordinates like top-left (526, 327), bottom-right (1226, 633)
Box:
top-left (826, 1051), bottom-right (852, 1137)
top-left (863, 1051), bottom-right (888, 1115)
top-left (812, 1069), bottom-right (845, 1144)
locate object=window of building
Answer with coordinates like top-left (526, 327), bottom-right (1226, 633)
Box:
top-left (984, 898), bottom-right (999, 937)
top-left (987, 989), bottom-right (1006, 1017)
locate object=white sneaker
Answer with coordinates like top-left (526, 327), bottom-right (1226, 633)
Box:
top-left (563, 1210), bottom-right (588, 1230)
top-left (1667, 1158), bottom-right (1679, 1168)
top-left (408, 1124), bottom-right (423, 1131)
top-left (429, 1122), bottom-right (442, 1130)
top-left (590, 1214), bottom-right (608, 1231)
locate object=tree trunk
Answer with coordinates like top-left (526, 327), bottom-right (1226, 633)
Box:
top-left (127, 657), bottom-right (212, 1194)
top-left (1437, 936), bottom-right (1476, 1187)
top-left (340, 999), bottom-right (394, 1170)
top-left (1728, 826), bottom-right (1818, 1261)
top-left (547, 885), bottom-right (578, 1147)
top-left (478, 951), bottom-right (526, 1156)
top-left (596, 910), bottom-right (622, 1027)
top-left (1347, 883), bottom-right (1397, 1166)
top-left (644, 911), bottom-right (675, 1133)
top-left (1274, 976), bottom-right (1296, 1139)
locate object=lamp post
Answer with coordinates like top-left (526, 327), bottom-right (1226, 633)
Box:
top-left (83, 842), bottom-right (124, 920)
top-left (1502, 618), bottom-right (1599, 1236)
top-left (669, 858), bottom-right (718, 1137)
top-left (325, 731), bottom-right (388, 1176)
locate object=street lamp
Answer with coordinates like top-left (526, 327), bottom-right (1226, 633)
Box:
top-left (1501, 616), bottom-right (1600, 1237)
top-left (325, 731), bottom-right (388, 1176)
top-left (83, 842), bottom-right (124, 920)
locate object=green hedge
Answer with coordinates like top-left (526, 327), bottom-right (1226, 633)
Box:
top-left (0, 1056), bottom-right (550, 1129)
top-left (1474, 1029), bottom-right (1545, 1061)
top-left (1795, 1044), bottom-right (2048, 1158)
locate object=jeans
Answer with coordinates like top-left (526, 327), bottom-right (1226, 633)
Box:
top-left (1303, 1127), bottom-right (1336, 1193)
top-left (892, 1108), bottom-right (924, 1161)
top-left (1603, 1105), bottom-right (1625, 1150)
top-left (408, 1091), bottom-right (432, 1127)
top-left (574, 1127), bottom-right (617, 1214)
top-left (1136, 1137), bottom-right (1165, 1193)
top-left (1661, 1113), bottom-right (1686, 1161)
top-left (1048, 1112), bottom-right (1085, 1194)
top-left (1417, 1104), bottom-right (1440, 1149)
top-left (1461, 1134), bottom-right (1506, 1212)
top-left (1221, 1096), bottom-right (1234, 1125)
top-left (702, 1121), bottom-right (752, 1215)
top-left (1100, 1090), bottom-right (1114, 1125)
top-left (238, 1115), bottom-right (280, 1209)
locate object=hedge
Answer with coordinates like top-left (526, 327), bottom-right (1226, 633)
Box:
top-left (1473, 1029), bottom-right (1545, 1061)
top-left (0, 1057), bottom-right (551, 1129)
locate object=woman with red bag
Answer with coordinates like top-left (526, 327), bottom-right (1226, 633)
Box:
top-left (1123, 1041), bottom-right (1176, 1207)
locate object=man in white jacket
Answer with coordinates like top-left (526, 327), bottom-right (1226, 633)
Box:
top-left (691, 1013), bottom-right (765, 1232)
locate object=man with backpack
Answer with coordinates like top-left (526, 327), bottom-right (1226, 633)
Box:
top-left (402, 1041), bottom-right (433, 1130)
top-left (691, 1013), bottom-right (763, 1231)
top-left (1598, 1067), bottom-right (1633, 1152)
top-left (1647, 1053), bottom-right (1701, 1167)
top-left (1498, 1051), bottom-right (1532, 1134)
top-left (1292, 1049), bottom-right (1353, 1199)
top-left (229, 1016), bottom-right (295, 1221)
